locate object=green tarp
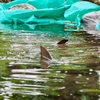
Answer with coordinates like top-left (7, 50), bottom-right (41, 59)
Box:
top-left (0, 0), bottom-right (100, 31)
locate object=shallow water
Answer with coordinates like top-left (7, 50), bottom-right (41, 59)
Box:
top-left (0, 25), bottom-right (100, 100)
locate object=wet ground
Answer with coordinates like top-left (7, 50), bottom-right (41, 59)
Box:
top-left (0, 24), bottom-right (100, 100)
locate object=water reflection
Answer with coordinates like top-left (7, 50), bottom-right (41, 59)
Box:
top-left (0, 29), bottom-right (100, 100)
top-left (57, 70), bottom-right (99, 100)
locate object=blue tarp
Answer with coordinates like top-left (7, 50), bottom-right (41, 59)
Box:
top-left (0, 0), bottom-right (100, 31)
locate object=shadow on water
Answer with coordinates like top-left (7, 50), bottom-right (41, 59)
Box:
top-left (0, 24), bottom-right (100, 100)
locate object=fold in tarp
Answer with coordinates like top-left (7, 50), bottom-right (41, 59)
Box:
top-left (0, 0), bottom-right (100, 31)
top-left (64, 1), bottom-right (100, 31)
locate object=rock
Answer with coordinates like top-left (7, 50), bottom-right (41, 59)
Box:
top-left (8, 3), bottom-right (36, 10)
top-left (81, 0), bottom-right (100, 5)
top-left (82, 11), bottom-right (100, 35)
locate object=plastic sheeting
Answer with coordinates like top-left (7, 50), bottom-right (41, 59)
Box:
top-left (0, 0), bottom-right (100, 31)
top-left (64, 1), bottom-right (100, 31)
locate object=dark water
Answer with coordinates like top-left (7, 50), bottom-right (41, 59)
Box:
top-left (0, 24), bottom-right (100, 100)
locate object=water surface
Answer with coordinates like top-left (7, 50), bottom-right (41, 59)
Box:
top-left (0, 24), bottom-right (100, 100)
